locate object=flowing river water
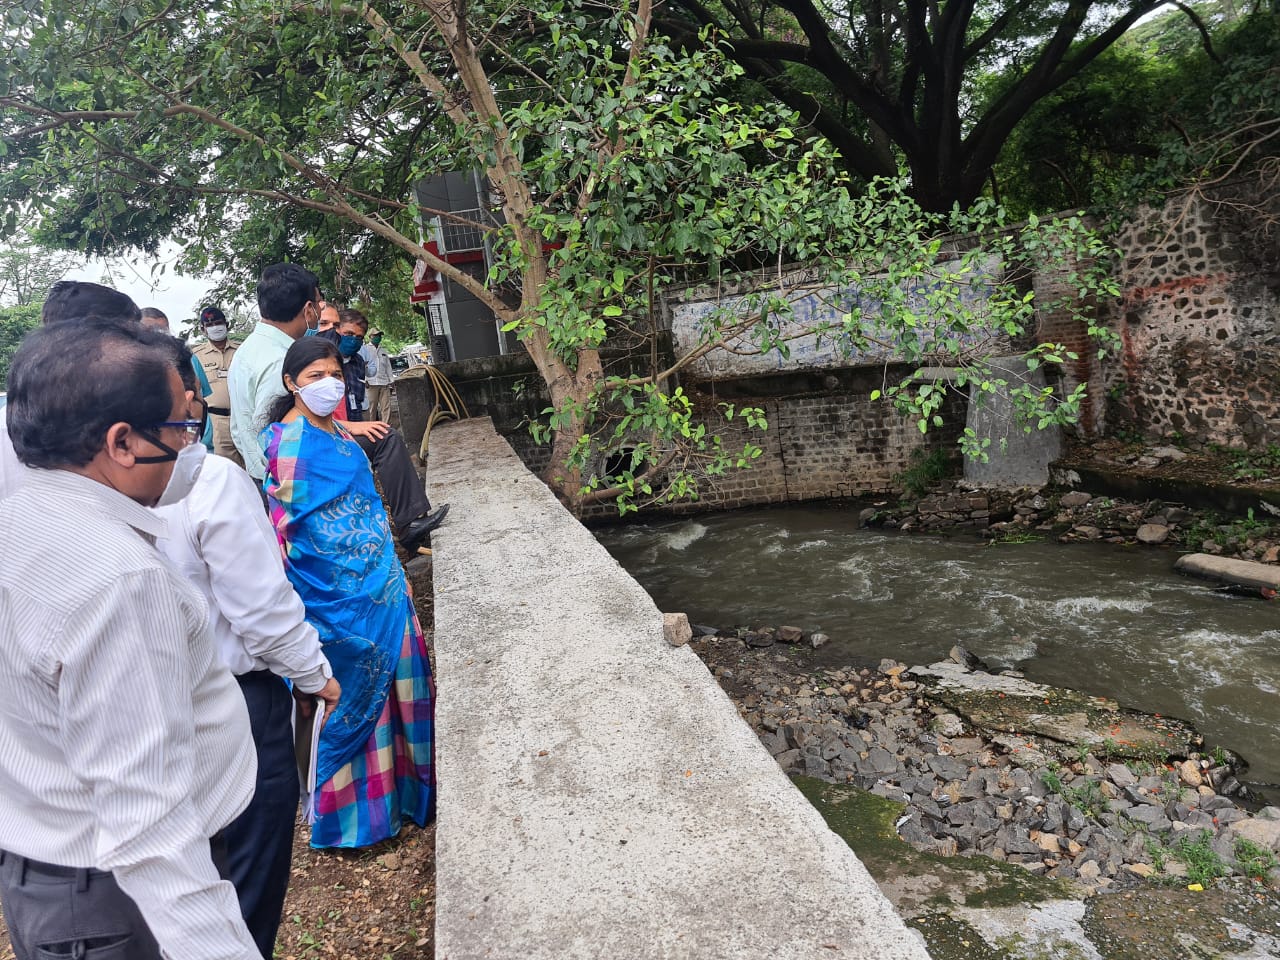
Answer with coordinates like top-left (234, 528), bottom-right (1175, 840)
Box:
top-left (594, 504), bottom-right (1280, 789)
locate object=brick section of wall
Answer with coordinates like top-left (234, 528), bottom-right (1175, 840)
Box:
top-left (581, 373), bottom-right (965, 518)
top-left (431, 355), bottom-right (971, 519)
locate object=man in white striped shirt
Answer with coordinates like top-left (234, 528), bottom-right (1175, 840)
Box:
top-left (0, 318), bottom-right (263, 959)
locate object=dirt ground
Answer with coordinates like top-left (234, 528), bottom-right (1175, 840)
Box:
top-left (1061, 436), bottom-right (1280, 489)
top-left (0, 556), bottom-right (439, 960)
top-left (274, 821), bottom-right (436, 960)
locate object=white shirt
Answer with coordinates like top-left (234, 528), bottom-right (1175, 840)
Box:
top-left (0, 469), bottom-right (260, 960)
top-left (0, 408), bottom-right (30, 499)
top-left (362, 343), bottom-right (393, 386)
top-left (228, 321), bottom-right (294, 480)
top-left (155, 455), bottom-right (332, 689)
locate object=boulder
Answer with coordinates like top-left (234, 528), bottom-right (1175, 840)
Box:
top-left (949, 645), bottom-right (989, 672)
top-left (1107, 763), bottom-right (1137, 787)
top-left (912, 661), bottom-right (1204, 761)
top-left (1175, 554), bottom-right (1280, 593)
top-left (1176, 759), bottom-right (1203, 787)
top-left (1136, 523), bottom-right (1170, 545)
top-left (1226, 817), bottom-right (1280, 852)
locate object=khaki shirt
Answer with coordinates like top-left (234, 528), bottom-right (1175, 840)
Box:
top-left (193, 339), bottom-right (238, 412)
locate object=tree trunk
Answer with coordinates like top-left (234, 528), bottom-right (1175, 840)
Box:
top-left (540, 347), bottom-right (605, 514)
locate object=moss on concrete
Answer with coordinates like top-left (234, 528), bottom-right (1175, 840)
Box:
top-left (1080, 880), bottom-right (1280, 960)
top-left (905, 912), bottom-right (1015, 960)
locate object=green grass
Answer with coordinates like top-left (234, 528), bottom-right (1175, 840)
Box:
top-left (1183, 507), bottom-right (1276, 549)
top-left (1219, 443), bottom-right (1280, 482)
top-left (1145, 838), bottom-right (1168, 873)
top-left (1040, 763), bottom-right (1066, 795)
top-left (988, 528), bottom-right (1046, 545)
top-left (896, 446), bottom-right (952, 499)
top-left (1174, 831), bottom-right (1230, 886)
top-left (1062, 778), bottom-right (1106, 820)
top-left (1234, 837), bottom-right (1278, 881)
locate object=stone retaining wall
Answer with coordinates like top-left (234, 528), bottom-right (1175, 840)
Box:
top-left (1034, 191), bottom-right (1280, 446)
top-left (399, 189), bottom-right (1280, 519)
top-left (1104, 194), bottom-right (1280, 447)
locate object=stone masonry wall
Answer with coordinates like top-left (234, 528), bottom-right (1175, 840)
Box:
top-left (1106, 194), bottom-right (1280, 447)
top-left (1037, 192), bottom-right (1280, 447)
top-left (404, 190), bottom-right (1279, 516)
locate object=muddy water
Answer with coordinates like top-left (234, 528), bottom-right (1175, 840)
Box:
top-left (594, 505), bottom-right (1280, 787)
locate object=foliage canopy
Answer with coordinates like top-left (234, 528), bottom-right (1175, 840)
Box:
top-left (0, 0), bottom-right (1120, 510)
top-left (657, 0), bottom-right (1167, 211)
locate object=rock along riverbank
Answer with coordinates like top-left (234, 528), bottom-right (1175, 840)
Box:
top-left (688, 627), bottom-right (1280, 959)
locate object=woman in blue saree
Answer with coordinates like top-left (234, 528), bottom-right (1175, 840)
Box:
top-left (260, 337), bottom-right (434, 848)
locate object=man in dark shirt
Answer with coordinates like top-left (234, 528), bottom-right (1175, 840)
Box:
top-left (319, 308), bottom-right (369, 421)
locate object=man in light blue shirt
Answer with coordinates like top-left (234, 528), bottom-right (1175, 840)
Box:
top-left (227, 264), bottom-right (322, 481)
top-left (361, 327), bottom-right (394, 422)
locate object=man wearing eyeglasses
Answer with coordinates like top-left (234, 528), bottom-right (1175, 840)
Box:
top-left (0, 317), bottom-right (264, 960)
top-left (0, 282), bottom-right (143, 500)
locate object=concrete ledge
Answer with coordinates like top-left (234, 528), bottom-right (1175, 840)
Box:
top-left (428, 418), bottom-right (930, 960)
top-left (1175, 553), bottom-right (1280, 593)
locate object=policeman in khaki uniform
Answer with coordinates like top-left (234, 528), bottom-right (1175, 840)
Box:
top-left (192, 306), bottom-right (242, 466)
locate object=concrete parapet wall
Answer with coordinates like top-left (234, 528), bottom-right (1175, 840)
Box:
top-left (428, 416), bottom-right (931, 960)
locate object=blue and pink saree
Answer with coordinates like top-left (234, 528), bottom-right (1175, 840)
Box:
top-left (262, 416), bottom-right (434, 848)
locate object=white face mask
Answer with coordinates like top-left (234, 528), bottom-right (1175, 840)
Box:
top-left (296, 377), bottom-right (346, 417)
top-left (205, 324), bottom-right (228, 341)
top-left (155, 442), bottom-right (207, 507)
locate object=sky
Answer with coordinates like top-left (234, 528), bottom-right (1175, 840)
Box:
top-left (58, 241), bottom-right (245, 335)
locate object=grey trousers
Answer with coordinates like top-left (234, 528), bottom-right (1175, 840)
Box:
top-left (365, 384), bottom-right (392, 423)
top-left (0, 838), bottom-right (230, 960)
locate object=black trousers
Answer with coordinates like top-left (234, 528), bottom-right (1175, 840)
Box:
top-left (354, 428), bottom-right (431, 531)
top-left (223, 670), bottom-right (299, 960)
top-left (0, 838), bottom-right (230, 960)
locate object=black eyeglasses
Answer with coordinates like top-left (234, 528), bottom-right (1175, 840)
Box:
top-left (153, 397), bottom-right (209, 445)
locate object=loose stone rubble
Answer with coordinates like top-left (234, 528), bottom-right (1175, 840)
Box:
top-left (865, 484), bottom-right (1280, 563)
top-left (695, 629), bottom-right (1280, 893)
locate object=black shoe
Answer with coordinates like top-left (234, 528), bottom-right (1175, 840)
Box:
top-left (399, 504), bottom-right (450, 548)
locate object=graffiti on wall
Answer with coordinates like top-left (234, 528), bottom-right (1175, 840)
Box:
top-left (669, 256), bottom-right (1004, 379)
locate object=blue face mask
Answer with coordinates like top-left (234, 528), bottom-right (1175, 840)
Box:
top-left (338, 334), bottom-right (363, 357)
top-left (303, 328), bottom-right (319, 338)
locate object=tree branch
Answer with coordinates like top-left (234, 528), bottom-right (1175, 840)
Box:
top-left (1170, 0), bottom-right (1223, 65)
